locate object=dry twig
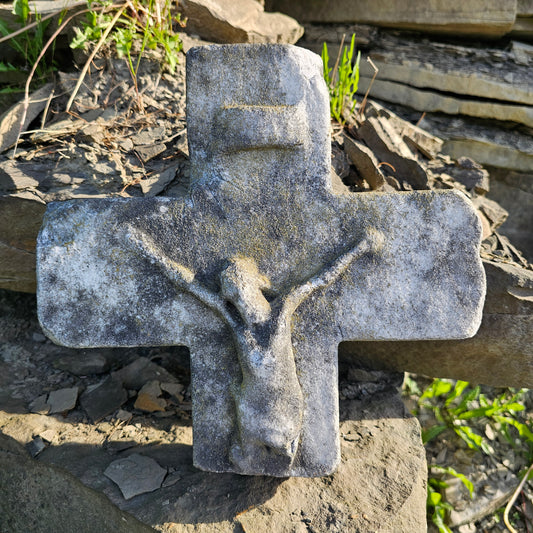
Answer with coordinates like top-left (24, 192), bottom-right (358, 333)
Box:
top-left (504, 462), bottom-right (533, 533)
top-left (66, 5), bottom-right (127, 113)
top-left (357, 57), bottom-right (379, 120)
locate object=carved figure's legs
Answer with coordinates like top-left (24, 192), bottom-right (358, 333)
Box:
top-left (229, 334), bottom-right (304, 475)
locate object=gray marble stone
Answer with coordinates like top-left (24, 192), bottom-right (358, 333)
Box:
top-left (37, 44), bottom-right (485, 477)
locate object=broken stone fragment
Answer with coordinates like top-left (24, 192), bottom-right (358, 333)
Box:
top-left (80, 375), bottom-right (127, 422)
top-left (134, 380), bottom-right (167, 412)
top-left (29, 394), bottom-right (50, 415)
top-left (160, 382), bottom-right (185, 399)
top-left (104, 453), bottom-right (167, 500)
top-left (343, 134), bottom-right (386, 190)
top-left (37, 44), bottom-right (486, 479)
top-left (47, 387), bottom-right (79, 414)
top-left (140, 165), bottom-right (179, 197)
top-left (26, 436), bottom-right (46, 457)
top-left (112, 357), bottom-right (178, 390)
top-left (449, 157), bottom-right (490, 194)
top-left (53, 352), bottom-right (109, 376)
top-left (472, 196), bottom-right (508, 231)
top-left (0, 432), bottom-right (154, 532)
top-left (356, 116), bottom-right (429, 189)
top-left (0, 83), bottom-right (54, 153)
top-left (179, 0), bottom-right (304, 44)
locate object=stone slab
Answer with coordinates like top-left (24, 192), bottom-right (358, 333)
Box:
top-left (104, 453), bottom-right (167, 500)
top-left (357, 77), bottom-right (533, 129)
top-left (0, 432), bottom-right (154, 533)
top-left (265, 0), bottom-right (516, 37)
top-left (357, 35), bottom-right (533, 106)
top-left (0, 192), bottom-right (46, 293)
top-left (178, 0), bottom-right (303, 44)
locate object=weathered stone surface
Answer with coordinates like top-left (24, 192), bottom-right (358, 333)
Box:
top-left (29, 394), bottom-right (50, 415)
top-left (488, 168), bottom-right (533, 261)
top-left (357, 77), bottom-right (533, 129)
top-left (112, 357), bottom-right (178, 390)
top-left (178, 0), bottom-right (303, 44)
top-left (357, 35), bottom-right (533, 106)
top-left (104, 453), bottom-right (167, 500)
top-left (266, 0), bottom-right (517, 37)
top-left (79, 375), bottom-right (127, 422)
top-left (134, 381), bottom-right (167, 412)
top-left (53, 352), bottom-right (109, 375)
top-left (518, 0), bottom-right (533, 16)
top-left (356, 116), bottom-right (430, 189)
top-left (0, 432), bottom-right (155, 533)
top-left (511, 15), bottom-right (533, 38)
top-left (0, 83), bottom-right (54, 152)
top-left (365, 101), bottom-right (444, 160)
top-left (340, 259), bottom-right (533, 388)
top-left (112, 383), bottom-right (426, 531)
top-left (37, 44), bottom-right (485, 478)
top-left (447, 157), bottom-right (490, 194)
top-left (418, 114), bottom-right (533, 173)
top-left (343, 135), bottom-right (386, 190)
top-left (0, 192), bottom-right (46, 293)
top-left (47, 387), bottom-right (78, 414)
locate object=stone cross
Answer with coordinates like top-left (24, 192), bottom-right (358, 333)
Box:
top-left (37, 44), bottom-right (486, 477)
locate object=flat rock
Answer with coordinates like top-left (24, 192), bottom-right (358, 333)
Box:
top-left (357, 34), bottom-right (533, 106)
top-left (79, 375), bottom-right (127, 422)
top-left (29, 394), bottom-right (50, 415)
top-left (116, 387), bottom-right (427, 532)
top-left (447, 157), bottom-right (490, 194)
top-left (113, 357), bottom-right (178, 390)
top-left (53, 352), bottom-right (109, 376)
top-left (47, 387), bottom-right (78, 414)
top-left (0, 83), bottom-right (54, 153)
top-left (446, 466), bottom-right (519, 527)
top-left (26, 435), bottom-right (46, 457)
top-left (488, 168), bottom-right (533, 262)
top-left (0, 191), bottom-right (46, 293)
top-left (140, 166), bottom-right (179, 197)
top-left (178, 0), bottom-right (303, 44)
top-left (0, 431), bottom-right (154, 533)
top-left (357, 77), bottom-right (533, 129)
top-left (134, 381), bottom-right (167, 412)
top-left (104, 453), bottom-right (167, 500)
top-left (266, 0), bottom-right (516, 37)
top-left (356, 116), bottom-right (429, 189)
top-left (418, 114), bottom-right (533, 174)
top-left (343, 135), bottom-right (386, 190)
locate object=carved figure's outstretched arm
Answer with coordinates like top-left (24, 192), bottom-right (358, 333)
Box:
top-left (125, 226), bottom-right (239, 330)
top-left (281, 229), bottom-right (385, 321)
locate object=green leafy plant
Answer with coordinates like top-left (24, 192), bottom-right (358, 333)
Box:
top-left (71, 0), bottom-right (184, 76)
top-left (0, 0), bottom-right (52, 78)
top-left (412, 378), bottom-right (533, 532)
top-left (419, 379), bottom-right (529, 454)
top-left (428, 465), bottom-right (474, 533)
top-left (321, 33), bottom-right (361, 123)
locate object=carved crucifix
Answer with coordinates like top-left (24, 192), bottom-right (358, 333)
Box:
top-left (37, 44), bottom-right (486, 477)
